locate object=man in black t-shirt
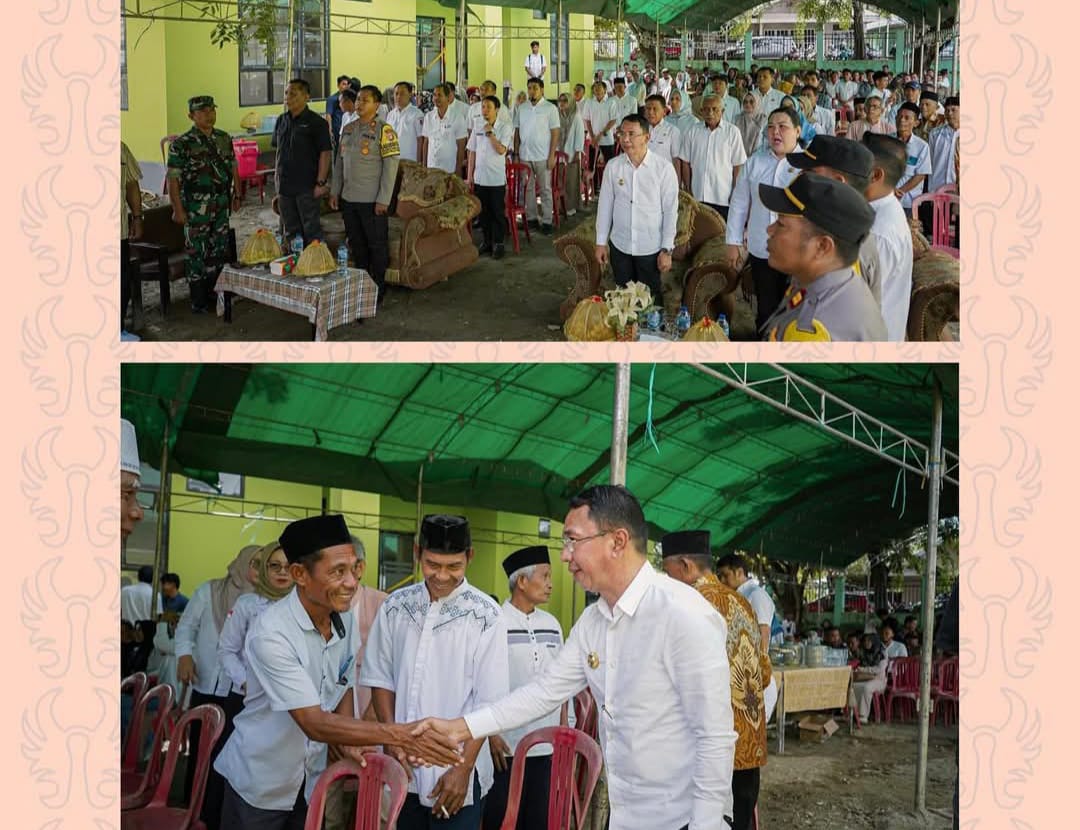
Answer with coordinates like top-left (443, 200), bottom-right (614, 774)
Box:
top-left (273, 78), bottom-right (333, 245)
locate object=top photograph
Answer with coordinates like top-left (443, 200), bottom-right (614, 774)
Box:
top-left (119, 0), bottom-right (959, 343)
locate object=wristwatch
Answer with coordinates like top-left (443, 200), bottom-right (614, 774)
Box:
top-left (317, 179), bottom-right (328, 187)
top-left (660, 248), bottom-right (673, 255)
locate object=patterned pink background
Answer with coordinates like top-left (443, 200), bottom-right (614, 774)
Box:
top-left (5, 0), bottom-right (1069, 826)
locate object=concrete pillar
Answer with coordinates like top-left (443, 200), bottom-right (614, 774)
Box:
top-left (744, 31), bottom-right (753, 72)
top-left (816, 30), bottom-right (825, 66)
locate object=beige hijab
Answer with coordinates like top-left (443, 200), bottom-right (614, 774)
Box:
top-left (735, 96), bottom-right (767, 157)
top-left (210, 544), bottom-right (260, 632)
top-left (249, 542), bottom-right (293, 602)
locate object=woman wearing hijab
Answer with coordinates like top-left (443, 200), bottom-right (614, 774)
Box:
top-left (665, 88), bottom-right (699, 134)
top-left (779, 94), bottom-right (815, 148)
top-left (557, 92), bottom-right (585, 216)
top-left (175, 544), bottom-right (260, 830)
top-left (218, 542), bottom-right (294, 697)
top-left (725, 105), bottom-right (803, 336)
top-left (852, 632), bottom-right (889, 724)
top-left (734, 92), bottom-right (766, 157)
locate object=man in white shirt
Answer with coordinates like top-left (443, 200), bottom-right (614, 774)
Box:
top-left (362, 515), bottom-right (509, 829)
top-left (927, 96), bottom-right (959, 193)
top-left (717, 554), bottom-right (780, 723)
top-left (216, 516), bottom-right (461, 830)
top-left (482, 546), bottom-right (570, 830)
top-left (837, 69), bottom-right (859, 117)
top-left (514, 78), bottom-right (560, 234)
top-left (752, 67), bottom-right (786, 116)
top-left (121, 564), bottom-right (162, 624)
top-left (863, 132), bottom-right (917, 340)
top-left (422, 83), bottom-right (468, 175)
top-left (678, 94), bottom-right (748, 220)
top-left (525, 40), bottom-right (546, 82)
top-left (642, 94), bottom-right (682, 174)
top-left (593, 68), bottom-right (613, 94)
top-left (609, 76), bottom-right (638, 123)
top-left (709, 75), bottom-right (742, 125)
top-left (595, 113), bottom-right (680, 306)
top-left (468, 79), bottom-right (511, 137)
top-left (893, 102), bottom-right (932, 214)
top-left (433, 485), bottom-right (738, 830)
top-left (657, 68), bottom-right (673, 102)
top-left (881, 621), bottom-right (909, 661)
top-left (867, 71), bottom-right (892, 107)
top-left (580, 81), bottom-right (618, 189)
top-left (388, 81), bottom-right (425, 163)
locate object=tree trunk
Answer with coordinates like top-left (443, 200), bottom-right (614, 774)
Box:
top-left (853, 2), bottom-right (866, 60)
top-left (870, 559), bottom-right (890, 612)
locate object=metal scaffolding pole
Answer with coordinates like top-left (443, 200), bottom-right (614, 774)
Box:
top-left (610, 363), bottom-right (631, 486)
top-left (933, 8), bottom-right (942, 90)
top-left (455, 0), bottom-right (466, 86)
top-left (618, 0), bottom-right (624, 66)
top-left (914, 383), bottom-right (944, 813)
top-left (148, 418), bottom-right (171, 622)
top-left (558, 0), bottom-right (563, 97)
top-left (952, 30), bottom-right (959, 91)
top-left (919, 15), bottom-right (926, 76)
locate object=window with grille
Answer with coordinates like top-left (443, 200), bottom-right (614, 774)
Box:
top-left (378, 530), bottom-right (415, 592)
top-left (548, 13), bottom-right (570, 83)
top-left (238, 0), bottom-right (329, 107)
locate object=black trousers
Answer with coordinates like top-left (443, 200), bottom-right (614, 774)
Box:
top-left (185, 689), bottom-right (245, 830)
top-left (750, 253), bottom-right (791, 337)
top-left (219, 780), bottom-right (306, 830)
top-left (609, 243), bottom-right (662, 301)
top-left (278, 191), bottom-right (324, 247)
top-left (397, 771), bottom-right (484, 829)
top-left (474, 184), bottom-right (507, 246)
top-left (703, 202), bottom-right (730, 221)
top-left (482, 754), bottom-right (553, 830)
top-left (731, 767), bottom-right (761, 830)
top-left (340, 199), bottom-right (390, 294)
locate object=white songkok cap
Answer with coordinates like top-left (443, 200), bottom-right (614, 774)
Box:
top-left (121, 419), bottom-right (141, 476)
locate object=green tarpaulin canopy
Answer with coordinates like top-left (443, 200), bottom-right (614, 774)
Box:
top-left (438, 1), bottom-right (957, 33)
top-left (121, 363), bottom-right (957, 568)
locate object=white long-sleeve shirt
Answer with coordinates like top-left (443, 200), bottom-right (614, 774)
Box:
top-left (173, 581), bottom-right (233, 697)
top-left (595, 150), bottom-right (680, 256)
top-left (560, 113), bottom-right (585, 157)
top-left (725, 147), bottom-right (803, 259)
top-left (868, 193), bottom-right (914, 341)
top-left (927, 124), bottom-right (958, 192)
top-left (121, 581), bottom-right (161, 624)
top-left (466, 562), bottom-right (736, 830)
top-left (217, 593), bottom-right (274, 692)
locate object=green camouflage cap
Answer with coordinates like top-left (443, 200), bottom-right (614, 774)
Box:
top-left (188, 95), bottom-right (217, 112)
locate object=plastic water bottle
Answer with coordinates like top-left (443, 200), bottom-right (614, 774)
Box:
top-left (291, 234), bottom-right (303, 258)
top-left (675, 305), bottom-right (691, 338)
top-left (644, 309), bottom-right (661, 331)
top-left (717, 313), bottom-right (730, 339)
top-left (337, 244), bottom-right (349, 277)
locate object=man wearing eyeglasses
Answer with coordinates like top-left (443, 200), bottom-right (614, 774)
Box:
top-left (429, 485), bottom-right (737, 830)
top-left (594, 114), bottom-right (680, 307)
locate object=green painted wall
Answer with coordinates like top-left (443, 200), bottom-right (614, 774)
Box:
top-left (120, 15), bottom-right (169, 162)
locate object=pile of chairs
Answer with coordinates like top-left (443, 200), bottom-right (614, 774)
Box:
top-left (120, 672), bottom-right (224, 830)
top-left (856, 655), bottom-right (960, 726)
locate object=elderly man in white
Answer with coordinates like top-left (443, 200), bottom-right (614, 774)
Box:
top-left (678, 94), bottom-right (748, 220)
top-left (430, 485), bottom-right (737, 830)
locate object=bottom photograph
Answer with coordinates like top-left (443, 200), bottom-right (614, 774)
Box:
top-left (119, 362), bottom-right (959, 830)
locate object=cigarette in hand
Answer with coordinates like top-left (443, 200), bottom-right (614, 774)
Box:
top-left (440, 806), bottom-right (450, 819)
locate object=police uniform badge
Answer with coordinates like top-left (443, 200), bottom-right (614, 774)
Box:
top-left (380, 123), bottom-right (400, 158)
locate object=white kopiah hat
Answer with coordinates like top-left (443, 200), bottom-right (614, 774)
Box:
top-left (121, 419), bottom-right (141, 476)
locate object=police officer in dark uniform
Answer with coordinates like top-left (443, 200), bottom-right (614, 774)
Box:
top-left (329, 85), bottom-right (400, 304)
top-left (167, 95), bottom-right (240, 313)
top-left (758, 172), bottom-right (887, 341)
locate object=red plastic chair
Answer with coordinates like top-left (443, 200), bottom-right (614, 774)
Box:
top-left (573, 688), bottom-right (598, 741)
top-left (551, 151), bottom-right (569, 228)
top-left (121, 684), bottom-right (175, 810)
top-left (884, 656), bottom-right (921, 723)
top-left (121, 703), bottom-right (226, 830)
top-left (498, 726), bottom-right (603, 830)
top-left (232, 139), bottom-right (270, 204)
top-left (122, 672), bottom-right (150, 706)
top-left (932, 656), bottom-right (959, 727)
top-left (304, 756), bottom-right (409, 830)
top-left (911, 190), bottom-right (959, 249)
top-left (505, 162), bottom-right (534, 254)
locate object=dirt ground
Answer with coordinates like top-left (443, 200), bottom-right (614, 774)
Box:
top-left (759, 720), bottom-right (957, 829)
top-left (128, 193), bottom-right (759, 343)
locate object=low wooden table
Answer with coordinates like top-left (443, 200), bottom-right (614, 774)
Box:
top-left (215, 264), bottom-right (378, 341)
top-left (773, 664), bottom-right (854, 753)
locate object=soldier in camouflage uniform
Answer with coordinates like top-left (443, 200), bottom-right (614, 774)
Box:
top-left (167, 95), bottom-right (240, 313)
